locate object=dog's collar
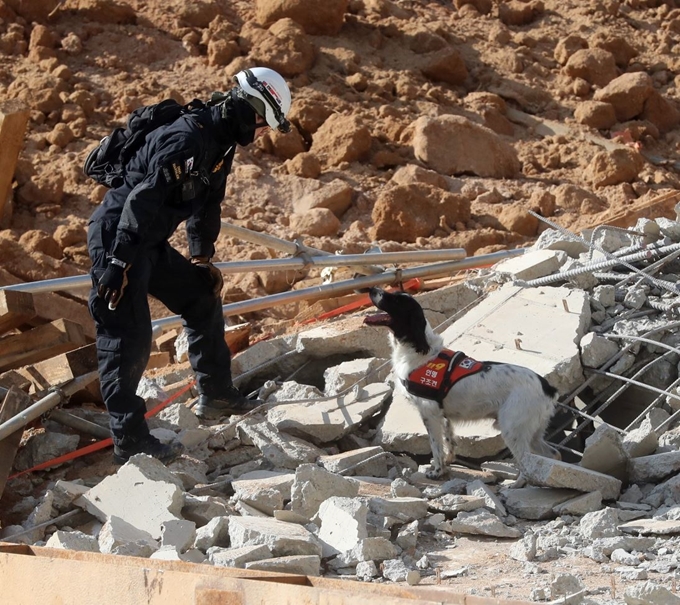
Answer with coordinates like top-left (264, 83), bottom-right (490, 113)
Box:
top-left (401, 348), bottom-right (484, 405)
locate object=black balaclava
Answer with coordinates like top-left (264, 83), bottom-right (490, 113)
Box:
top-left (212, 89), bottom-right (259, 147)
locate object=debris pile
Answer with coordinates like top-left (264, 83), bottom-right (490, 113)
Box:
top-left (4, 211), bottom-right (680, 603)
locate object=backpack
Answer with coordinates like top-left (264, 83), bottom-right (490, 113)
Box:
top-left (83, 98), bottom-right (205, 188)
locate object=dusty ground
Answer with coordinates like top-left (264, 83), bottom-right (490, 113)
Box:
top-left (2, 0), bottom-right (680, 602)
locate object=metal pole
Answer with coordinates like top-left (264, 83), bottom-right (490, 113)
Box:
top-left (0, 250), bottom-right (465, 294)
top-left (0, 371), bottom-right (99, 442)
top-left (212, 248), bottom-right (466, 273)
top-left (151, 249), bottom-right (525, 334)
top-left (220, 221), bottom-right (385, 275)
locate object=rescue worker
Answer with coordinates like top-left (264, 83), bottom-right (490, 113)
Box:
top-left (87, 67), bottom-right (292, 464)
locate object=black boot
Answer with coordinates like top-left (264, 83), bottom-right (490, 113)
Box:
top-left (193, 386), bottom-right (262, 420)
top-left (113, 433), bottom-right (184, 465)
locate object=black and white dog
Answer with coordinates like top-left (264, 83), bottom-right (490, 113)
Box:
top-left (364, 287), bottom-right (560, 479)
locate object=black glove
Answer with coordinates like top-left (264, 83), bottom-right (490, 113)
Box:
top-left (192, 256), bottom-right (223, 298)
top-left (97, 257), bottom-right (129, 310)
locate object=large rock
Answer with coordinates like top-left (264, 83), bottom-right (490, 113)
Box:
top-left (584, 148), bottom-right (645, 188)
top-left (412, 115), bottom-right (520, 178)
top-left (370, 183), bottom-right (470, 243)
top-left (593, 72), bottom-right (654, 121)
top-left (564, 48), bottom-right (618, 87)
top-left (256, 0), bottom-right (348, 35)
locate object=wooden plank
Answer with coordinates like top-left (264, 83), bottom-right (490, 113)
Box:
top-left (0, 290), bottom-right (35, 335)
top-left (0, 544), bottom-right (533, 605)
top-left (28, 343), bottom-right (97, 386)
top-left (0, 370), bottom-right (32, 392)
top-left (0, 319), bottom-right (88, 372)
top-left (225, 323), bottom-right (250, 355)
top-left (0, 99), bottom-right (30, 227)
top-left (0, 387), bottom-right (32, 499)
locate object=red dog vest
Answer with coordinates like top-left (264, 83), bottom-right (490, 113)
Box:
top-left (402, 349), bottom-right (484, 405)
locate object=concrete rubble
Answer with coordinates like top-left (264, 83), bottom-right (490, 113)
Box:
top-left (7, 214), bottom-right (680, 603)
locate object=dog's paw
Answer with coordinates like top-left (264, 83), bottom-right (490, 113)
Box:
top-left (425, 466), bottom-right (445, 480)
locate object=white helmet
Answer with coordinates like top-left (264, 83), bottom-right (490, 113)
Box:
top-left (233, 67), bottom-right (291, 133)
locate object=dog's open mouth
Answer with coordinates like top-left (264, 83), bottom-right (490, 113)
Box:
top-left (363, 312), bottom-right (392, 327)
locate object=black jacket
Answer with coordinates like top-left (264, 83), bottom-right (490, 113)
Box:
top-left (90, 103), bottom-right (240, 265)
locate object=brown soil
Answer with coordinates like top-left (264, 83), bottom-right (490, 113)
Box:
top-left (2, 0), bottom-right (680, 601)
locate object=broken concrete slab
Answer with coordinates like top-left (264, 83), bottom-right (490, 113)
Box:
top-left (580, 424), bottom-right (629, 480)
top-left (231, 471), bottom-right (294, 516)
top-left (245, 555), bottom-right (321, 576)
top-left (295, 317), bottom-right (390, 359)
top-left (208, 544), bottom-right (273, 568)
top-left (553, 491), bottom-right (603, 516)
top-left (323, 357), bottom-right (390, 396)
top-left (318, 496), bottom-right (368, 557)
top-left (427, 494), bottom-right (486, 516)
top-left (76, 454), bottom-right (185, 540)
top-left (367, 497), bottom-right (429, 522)
top-left (237, 416), bottom-right (326, 469)
top-left (317, 446), bottom-right (388, 477)
top-left (493, 249), bottom-right (565, 281)
top-left (619, 518), bottom-right (680, 536)
top-left (160, 519), bottom-right (196, 553)
top-left (181, 494), bottom-right (230, 527)
top-left (629, 451), bottom-right (680, 484)
top-left (194, 516), bottom-right (230, 551)
top-left (440, 283), bottom-right (589, 395)
top-left (523, 454), bottom-right (622, 501)
top-left (442, 508), bottom-right (522, 538)
top-left (328, 537), bottom-right (398, 568)
top-left (371, 390), bottom-right (430, 455)
top-left (267, 383), bottom-right (391, 444)
top-left (290, 463), bottom-right (359, 520)
top-left (228, 516), bottom-right (322, 557)
top-left (45, 530), bottom-right (100, 552)
top-left (98, 515), bottom-right (158, 557)
top-left (501, 487), bottom-right (579, 520)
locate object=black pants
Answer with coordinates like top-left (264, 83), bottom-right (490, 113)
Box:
top-left (87, 219), bottom-right (233, 441)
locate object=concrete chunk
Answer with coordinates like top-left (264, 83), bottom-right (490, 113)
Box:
top-left (267, 383), bottom-right (391, 444)
top-left (228, 516), bottom-right (322, 557)
top-left (237, 416), bottom-right (326, 469)
top-left (580, 424), bottom-right (629, 480)
top-left (160, 519), bottom-right (196, 553)
top-left (494, 249), bottom-right (564, 281)
top-left (629, 451), bottom-right (680, 483)
top-left (318, 496), bottom-right (368, 557)
top-left (427, 494), bottom-right (486, 516)
top-left (194, 516), bottom-right (230, 551)
top-left (209, 544), bottom-right (273, 568)
top-left (98, 515), bottom-right (158, 557)
top-left (232, 471), bottom-right (294, 515)
top-left (553, 491), bottom-right (603, 516)
top-left (329, 537), bottom-right (398, 568)
top-left (45, 530), bottom-right (100, 552)
top-left (523, 454), bottom-right (622, 501)
top-left (290, 464), bottom-right (359, 519)
top-left (443, 508), bottom-right (522, 538)
top-left (372, 390), bottom-right (430, 455)
top-left (246, 555), bottom-right (321, 576)
top-left (367, 497), bottom-right (429, 522)
top-left (502, 487), bottom-right (579, 520)
top-left (77, 454), bottom-right (185, 540)
top-left (318, 446), bottom-right (388, 477)
top-left (323, 358), bottom-right (390, 396)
